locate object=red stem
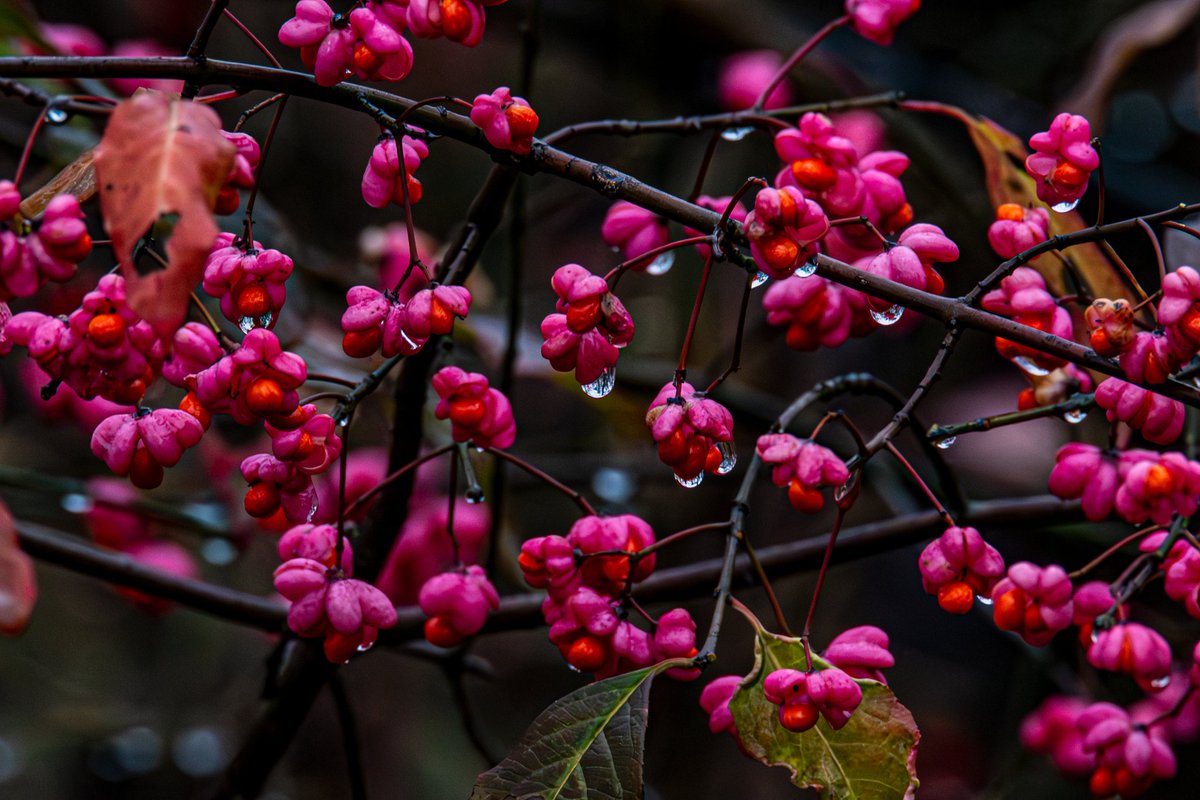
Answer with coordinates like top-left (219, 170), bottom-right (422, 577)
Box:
top-left (752, 15), bottom-right (851, 110)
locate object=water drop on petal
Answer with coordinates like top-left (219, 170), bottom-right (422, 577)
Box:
top-left (869, 304), bottom-right (904, 326)
top-left (645, 250), bottom-right (675, 276)
top-left (751, 271), bottom-right (769, 288)
top-left (581, 366), bottom-right (616, 398)
top-left (356, 640), bottom-right (375, 653)
top-left (675, 472), bottom-right (704, 488)
top-left (237, 316), bottom-right (255, 334)
top-left (1011, 355), bottom-right (1051, 376)
top-left (975, 594), bottom-right (993, 606)
top-left (935, 436), bottom-right (956, 450)
top-left (833, 475), bottom-right (857, 502)
top-left (1150, 675), bottom-right (1171, 689)
top-left (715, 440), bottom-right (737, 474)
top-left (256, 312), bottom-right (273, 329)
top-left (46, 107), bottom-right (69, 125)
top-left (795, 258), bottom-right (818, 278)
top-left (720, 126), bottom-right (753, 142)
top-left (1052, 199), bottom-right (1080, 213)
top-left (1063, 408), bottom-right (1087, 424)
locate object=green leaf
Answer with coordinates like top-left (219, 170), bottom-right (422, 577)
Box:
top-left (471, 660), bottom-right (685, 800)
top-left (729, 632), bottom-right (919, 800)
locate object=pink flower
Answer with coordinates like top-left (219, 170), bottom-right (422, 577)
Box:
top-left (215, 131), bottom-right (261, 215)
top-left (1077, 702), bottom-right (1176, 798)
top-left (845, 0), bottom-right (920, 46)
top-left (1047, 444), bottom-right (1120, 521)
top-left (518, 535), bottom-right (577, 595)
top-left (1113, 450), bottom-right (1200, 526)
top-left (745, 187), bottom-right (830, 280)
top-left (1120, 332), bottom-right (1177, 385)
top-left (918, 526), bottom-right (1006, 614)
top-left (762, 273), bottom-right (870, 351)
top-left (980, 266), bottom-right (1073, 375)
top-left (1071, 580), bottom-right (1116, 644)
top-left (274, 558), bottom-right (398, 662)
top-left (340, 285), bottom-right (425, 359)
top-left (190, 329), bottom-right (307, 426)
top-left (162, 322), bottom-right (224, 388)
top-left (265, 405), bottom-right (343, 475)
top-left (717, 50), bottom-right (792, 110)
top-left (37, 23), bottom-right (106, 58)
top-left (109, 40), bottom-right (184, 94)
top-left (653, 608), bottom-right (700, 680)
top-left (84, 478), bottom-right (150, 550)
top-left (823, 625), bottom-right (894, 683)
top-left (278, 0), bottom-right (355, 87)
top-left (987, 203), bottom-right (1050, 260)
top-left (117, 540), bottom-right (200, 615)
top-left (1159, 266), bottom-right (1200, 360)
top-left (404, 284), bottom-right (472, 339)
top-left (0, 189), bottom-right (90, 300)
top-left (991, 562), bottom-right (1073, 647)
top-left (407, 0), bottom-right (493, 47)
top-left (1094, 378), bottom-right (1185, 446)
top-left (645, 381), bottom-right (734, 485)
top-left (600, 201), bottom-right (670, 270)
top-left (431, 366), bottom-right (516, 449)
top-left (699, 675), bottom-right (742, 736)
top-left (347, 6), bottom-right (413, 81)
top-left (540, 264), bottom-right (634, 386)
top-left (1026, 113), bottom-right (1099, 210)
top-left (1019, 696), bottom-right (1094, 777)
top-left (1164, 547), bottom-right (1200, 619)
top-left (1088, 622), bottom-right (1173, 693)
top-left (763, 667), bottom-right (863, 731)
top-left (91, 409), bottom-right (205, 490)
top-left (755, 433), bottom-right (848, 513)
top-left (240, 453), bottom-right (318, 524)
top-left (419, 565), bottom-right (500, 647)
top-left (361, 133), bottom-right (430, 208)
top-left (568, 514), bottom-right (657, 597)
top-left (201, 233), bottom-right (294, 330)
top-left (470, 87), bottom-right (539, 155)
top-left (547, 586), bottom-right (653, 677)
top-left (277, 523), bottom-right (353, 572)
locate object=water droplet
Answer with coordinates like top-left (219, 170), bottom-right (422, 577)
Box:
top-left (975, 594), bottom-right (993, 606)
top-left (1063, 408), bottom-right (1087, 424)
top-left (675, 472), bottom-right (704, 488)
top-left (356, 640), bottom-right (375, 653)
top-left (581, 366), bottom-right (617, 398)
top-left (795, 258), bottom-right (818, 278)
top-left (1011, 355), bottom-right (1051, 376)
top-left (45, 107), bottom-right (69, 125)
top-left (720, 126), bottom-right (753, 142)
top-left (751, 271), bottom-right (769, 288)
top-left (869, 304), bottom-right (904, 326)
top-left (257, 312), bottom-right (273, 329)
top-left (400, 330), bottom-right (421, 350)
top-left (305, 497), bottom-right (318, 523)
top-left (1052, 199), bottom-right (1080, 213)
top-left (61, 493), bottom-right (93, 514)
top-left (645, 250), bottom-right (675, 276)
top-left (715, 441), bottom-right (737, 474)
top-left (833, 475), bottom-right (857, 501)
top-left (201, 538), bottom-right (237, 566)
top-left (465, 487), bottom-right (486, 504)
top-left (237, 316), bottom-right (255, 334)
top-left (567, 662), bottom-right (582, 673)
top-left (935, 436), bottom-right (956, 450)
top-left (1151, 675), bottom-right (1171, 690)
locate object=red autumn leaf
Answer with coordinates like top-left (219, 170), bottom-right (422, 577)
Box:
top-left (94, 92), bottom-right (235, 337)
top-left (0, 500), bottom-right (36, 635)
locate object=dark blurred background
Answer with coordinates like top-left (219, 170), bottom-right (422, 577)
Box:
top-left (1, 0), bottom-right (1200, 798)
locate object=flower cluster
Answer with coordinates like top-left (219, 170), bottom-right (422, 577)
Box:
top-left (1025, 113), bottom-right (1099, 211)
top-left (519, 514), bottom-right (698, 679)
top-left (189, 329), bottom-right (307, 426)
top-left (986, 203), bottom-right (1049, 260)
top-left (215, 131), bottom-right (261, 215)
top-left (341, 283), bottom-right (470, 358)
top-left (201, 233), bottom-right (294, 330)
top-left (763, 666), bottom-right (863, 732)
top-left (600, 201), bottom-right (671, 273)
top-left (91, 408), bottom-right (205, 490)
top-left (1048, 444), bottom-right (1200, 525)
top-left (539, 264), bottom-right (634, 389)
top-left (470, 87), bottom-right (538, 155)
top-left (981, 266), bottom-right (1073, 376)
top-left (0, 186), bottom-right (91, 301)
top-left (419, 565), bottom-right (500, 647)
top-left (432, 366), bottom-right (516, 449)
top-left (745, 187), bottom-right (830, 280)
top-left (918, 526), bottom-right (1005, 614)
top-left (991, 562), bottom-right (1074, 647)
top-left (755, 433), bottom-right (848, 512)
top-left (845, 0), bottom-right (920, 46)
top-left (645, 381), bottom-right (735, 487)
top-left (361, 133), bottom-right (430, 208)
top-left (2, 274), bottom-right (165, 405)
